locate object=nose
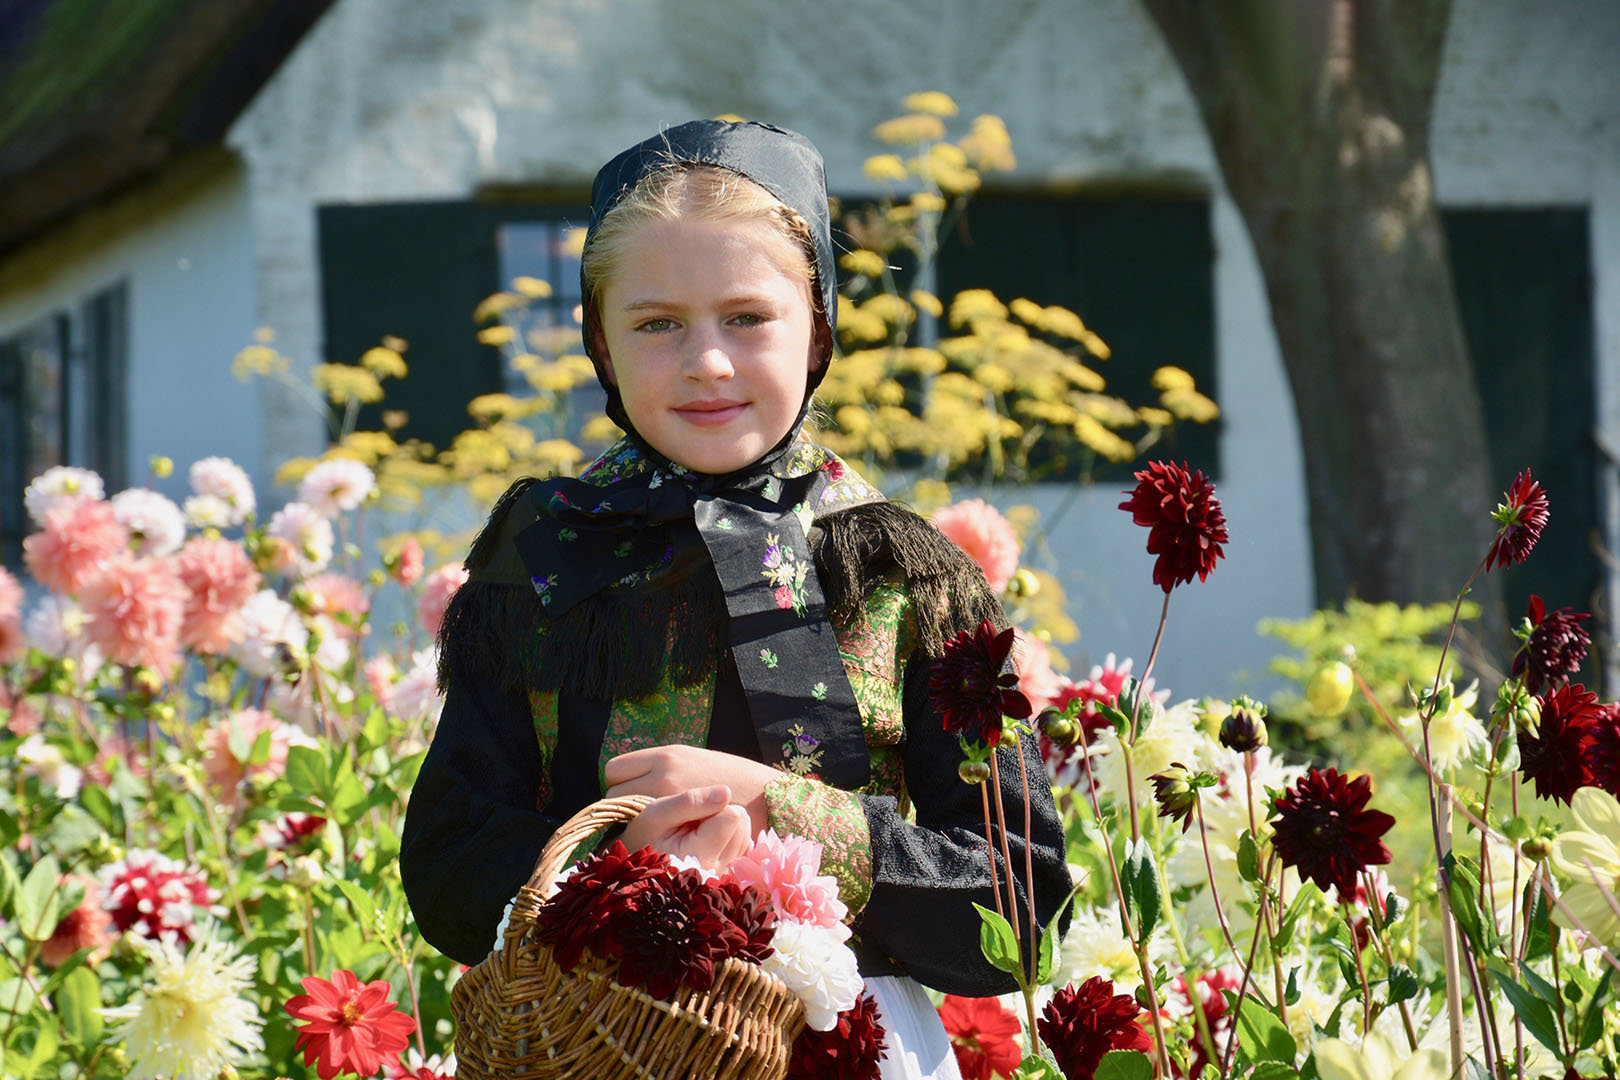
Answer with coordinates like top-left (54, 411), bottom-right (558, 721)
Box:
top-left (681, 325), bottom-right (735, 382)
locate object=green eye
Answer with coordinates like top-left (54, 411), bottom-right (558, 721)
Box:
top-left (638, 318), bottom-right (675, 332)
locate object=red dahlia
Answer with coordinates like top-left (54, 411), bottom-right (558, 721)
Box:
top-left (1519, 684), bottom-right (1601, 804)
top-left (1118, 461), bottom-right (1228, 593)
top-left (285, 969), bottom-right (418, 1080)
top-left (534, 841), bottom-right (670, 969)
top-left (1269, 767), bottom-right (1395, 896)
top-left (787, 991), bottom-right (889, 1080)
top-left (709, 878), bottom-right (777, 965)
top-left (938, 994), bottom-right (1023, 1080)
top-left (1512, 595), bottom-right (1591, 695)
top-left (1585, 704), bottom-right (1620, 798)
top-left (1037, 976), bottom-right (1154, 1080)
top-left (615, 868), bottom-right (740, 998)
top-left (1485, 470), bottom-right (1550, 572)
top-left (929, 619), bottom-right (1033, 745)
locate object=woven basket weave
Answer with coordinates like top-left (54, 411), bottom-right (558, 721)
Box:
top-left (451, 794), bottom-right (808, 1079)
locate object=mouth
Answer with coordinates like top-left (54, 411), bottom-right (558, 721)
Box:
top-left (674, 399), bottom-right (747, 426)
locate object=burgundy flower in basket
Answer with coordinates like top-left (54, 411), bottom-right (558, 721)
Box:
top-left (929, 619), bottom-right (1032, 744)
top-left (617, 868), bottom-right (773, 999)
top-left (787, 992), bottom-right (888, 1080)
top-left (533, 840), bottom-right (669, 969)
top-left (1118, 460), bottom-right (1228, 593)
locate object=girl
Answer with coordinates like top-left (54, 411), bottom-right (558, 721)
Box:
top-left (401, 119), bottom-right (1070, 1078)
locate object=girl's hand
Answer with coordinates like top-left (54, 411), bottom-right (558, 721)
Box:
top-left (605, 745), bottom-right (780, 837)
top-left (618, 785), bottom-right (752, 870)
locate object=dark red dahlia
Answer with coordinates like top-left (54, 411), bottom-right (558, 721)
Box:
top-left (787, 991), bottom-right (888, 1080)
top-left (1269, 767), bottom-right (1395, 896)
top-left (1585, 704), bottom-right (1620, 798)
top-left (929, 619), bottom-right (1032, 744)
top-left (1118, 461), bottom-right (1229, 593)
top-left (1512, 595), bottom-right (1591, 695)
top-left (938, 994), bottom-right (1023, 1080)
top-left (708, 878), bottom-right (777, 965)
top-left (1485, 469), bottom-right (1550, 572)
top-left (1150, 763), bottom-right (1199, 833)
top-left (615, 868), bottom-right (738, 998)
top-left (534, 841), bottom-right (670, 970)
top-left (1519, 684), bottom-right (1601, 804)
top-left (1037, 976), bottom-right (1154, 1080)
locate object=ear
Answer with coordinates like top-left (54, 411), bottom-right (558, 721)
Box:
top-left (808, 318), bottom-right (834, 375)
top-left (585, 315), bottom-right (616, 386)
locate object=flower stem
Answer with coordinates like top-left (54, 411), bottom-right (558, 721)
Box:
top-left (1360, 869), bottom-right (1419, 1051)
top-left (988, 754), bottom-right (1020, 945)
top-left (1015, 733), bottom-right (1040, 980)
top-left (1220, 853), bottom-right (1278, 1079)
top-left (1130, 591), bottom-right (1172, 744)
top-left (981, 780), bottom-right (1005, 922)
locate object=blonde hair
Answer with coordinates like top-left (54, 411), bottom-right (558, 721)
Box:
top-left (581, 164), bottom-right (821, 320)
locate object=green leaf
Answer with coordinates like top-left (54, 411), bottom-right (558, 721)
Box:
top-left (247, 727), bottom-right (273, 768)
top-left (1122, 837), bottom-right (1162, 940)
top-left (16, 855), bottom-right (62, 941)
top-left (77, 783), bottom-right (118, 832)
top-left (359, 709), bottom-right (389, 753)
top-left (1519, 962), bottom-right (1560, 1008)
top-left (1387, 964), bottom-right (1419, 1004)
top-left (0, 977), bottom-right (39, 1018)
top-left (1488, 968), bottom-right (1563, 1056)
top-left (334, 879), bottom-right (378, 929)
top-left (25, 1016), bottom-right (58, 1075)
top-left (1577, 963), bottom-right (1613, 1051)
top-left (285, 744), bottom-right (328, 797)
top-left (0, 850), bottom-right (20, 915)
top-left (973, 903), bottom-right (1023, 975)
top-left (1445, 854), bottom-right (1487, 953)
top-left (1248, 1064), bottom-right (1301, 1080)
top-left (1284, 966), bottom-right (1301, 1006)
top-left (1014, 1056), bottom-right (1068, 1080)
top-left (1226, 992), bottom-right (1297, 1066)
top-left (1522, 880), bottom-right (1552, 961)
top-left (1237, 831), bottom-right (1259, 883)
top-left (1093, 1049), bottom-right (1155, 1080)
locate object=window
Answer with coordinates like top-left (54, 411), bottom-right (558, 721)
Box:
top-left (933, 193), bottom-right (1220, 479)
top-left (318, 199), bottom-right (593, 452)
top-left (0, 282), bottom-right (127, 565)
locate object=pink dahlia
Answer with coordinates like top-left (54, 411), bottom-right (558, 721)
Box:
top-left (176, 536), bottom-right (261, 654)
top-left (40, 874), bottom-right (116, 967)
top-left (728, 829), bottom-right (848, 929)
top-left (98, 849), bottom-right (216, 944)
top-left (303, 573), bottom-right (369, 638)
top-left (388, 536), bottom-right (425, 588)
top-left (1013, 628), bottom-right (1064, 713)
top-left (418, 564), bottom-right (469, 639)
top-left (0, 566), bottom-right (23, 664)
top-left (23, 498), bottom-right (130, 595)
top-left (79, 554), bottom-right (187, 674)
top-left (111, 487), bottom-right (186, 557)
top-left (932, 499), bottom-right (1020, 594)
top-left (202, 707), bottom-right (316, 802)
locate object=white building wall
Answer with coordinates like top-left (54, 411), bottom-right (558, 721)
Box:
top-left (0, 162), bottom-right (264, 507)
top-left (212, 0), bottom-right (1616, 698)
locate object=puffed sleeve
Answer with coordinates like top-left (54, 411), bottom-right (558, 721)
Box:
top-left (401, 667), bottom-right (556, 967)
top-left (765, 655), bottom-right (1072, 997)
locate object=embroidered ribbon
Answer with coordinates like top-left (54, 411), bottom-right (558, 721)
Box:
top-left (512, 438), bottom-right (882, 789)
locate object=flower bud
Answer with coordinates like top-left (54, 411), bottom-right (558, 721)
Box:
top-left (1150, 762), bottom-right (1199, 832)
top-left (149, 455), bottom-right (174, 479)
top-left (997, 727), bottom-right (1020, 751)
top-left (958, 759), bottom-right (991, 785)
top-left (1040, 707), bottom-right (1077, 747)
top-left (288, 855), bottom-right (325, 889)
top-left (367, 569), bottom-right (387, 588)
top-left (1220, 699), bottom-right (1269, 754)
top-left (1008, 568), bottom-right (1040, 599)
top-left (1306, 661), bottom-right (1354, 717)
top-left (1521, 837), bottom-right (1552, 861)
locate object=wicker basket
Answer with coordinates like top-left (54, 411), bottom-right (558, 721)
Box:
top-left (451, 794), bottom-right (808, 1080)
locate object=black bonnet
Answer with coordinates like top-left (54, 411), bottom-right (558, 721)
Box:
top-left (580, 119), bottom-right (839, 431)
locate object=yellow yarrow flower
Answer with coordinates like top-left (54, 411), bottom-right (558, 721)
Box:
top-left (340, 431), bottom-right (397, 463)
top-left (862, 293), bottom-right (915, 327)
top-left (467, 393), bottom-right (542, 423)
top-left (473, 291), bottom-right (523, 324)
top-left (959, 115), bottom-right (1016, 172)
top-left (1551, 786), bottom-right (1620, 947)
top-left (1161, 386), bottom-right (1221, 423)
top-left (909, 290), bottom-right (943, 317)
top-left (872, 113), bottom-right (947, 145)
top-left (948, 289), bottom-right (1008, 328)
top-left (477, 324), bottom-right (517, 347)
top-left (581, 414), bottom-right (623, 445)
top-left (839, 250), bottom-right (888, 278)
top-left (359, 345), bottom-right (407, 379)
top-left (231, 343), bottom-right (287, 380)
top-left (910, 191), bottom-right (948, 214)
top-left (312, 363), bottom-right (384, 404)
top-left (511, 275), bottom-right (553, 299)
top-left (862, 154), bottom-right (909, 183)
top-left (1152, 365), bottom-right (1197, 391)
top-left (1073, 415), bottom-right (1135, 462)
top-left (901, 91), bottom-right (958, 117)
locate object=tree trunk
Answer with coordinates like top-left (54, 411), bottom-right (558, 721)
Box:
top-left (1140, 0), bottom-right (1504, 646)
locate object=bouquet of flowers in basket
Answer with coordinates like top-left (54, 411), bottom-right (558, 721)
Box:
top-left (532, 828), bottom-right (889, 1079)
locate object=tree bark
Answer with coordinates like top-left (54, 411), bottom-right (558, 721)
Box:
top-left (1140, 0), bottom-right (1503, 641)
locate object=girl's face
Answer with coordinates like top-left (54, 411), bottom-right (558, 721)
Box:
top-left (597, 216), bottom-right (818, 474)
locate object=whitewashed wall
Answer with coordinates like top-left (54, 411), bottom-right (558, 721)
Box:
top-left (0, 162), bottom-right (264, 507)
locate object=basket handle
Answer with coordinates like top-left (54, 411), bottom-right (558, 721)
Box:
top-left (524, 793), bottom-right (656, 898)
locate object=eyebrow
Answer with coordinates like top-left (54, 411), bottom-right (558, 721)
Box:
top-left (617, 293), bottom-right (781, 312)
